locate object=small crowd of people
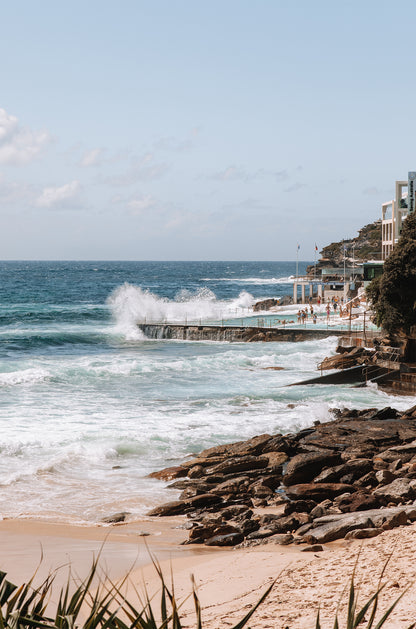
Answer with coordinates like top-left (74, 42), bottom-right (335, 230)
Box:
top-left (297, 306), bottom-right (317, 325)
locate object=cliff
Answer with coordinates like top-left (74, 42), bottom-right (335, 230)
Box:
top-left (307, 219), bottom-right (381, 275)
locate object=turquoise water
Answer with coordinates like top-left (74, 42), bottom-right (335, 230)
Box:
top-left (0, 261), bottom-right (411, 524)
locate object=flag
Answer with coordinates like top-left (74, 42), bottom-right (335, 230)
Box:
top-left (315, 244), bottom-right (318, 251)
top-left (297, 243), bottom-right (300, 250)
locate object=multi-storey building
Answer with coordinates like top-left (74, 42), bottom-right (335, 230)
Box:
top-left (382, 172), bottom-right (416, 259)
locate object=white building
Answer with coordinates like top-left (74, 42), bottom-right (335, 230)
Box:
top-left (382, 172), bottom-right (416, 259)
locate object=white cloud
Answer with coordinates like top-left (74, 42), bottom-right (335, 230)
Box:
top-left (35, 180), bottom-right (81, 209)
top-left (80, 148), bottom-right (103, 167)
top-left (127, 194), bottom-right (159, 215)
top-left (211, 166), bottom-right (290, 183)
top-left (212, 166), bottom-right (247, 181)
top-left (285, 182), bottom-right (306, 192)
top-left (0, 108), bottom-right (50, 165)
top-left (103, 153), bottom-right (169, 186)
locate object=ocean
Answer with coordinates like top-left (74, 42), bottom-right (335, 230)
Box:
top-left (0, 260), bottom-right (412, 525)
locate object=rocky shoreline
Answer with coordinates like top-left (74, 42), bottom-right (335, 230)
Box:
top-left (148, 404), bottom-right (416, 549)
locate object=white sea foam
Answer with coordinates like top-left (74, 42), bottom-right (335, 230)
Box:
top-left (107, 283), bottom-right (255, 337)
top-left (0, 367), bottom-right (50, 387)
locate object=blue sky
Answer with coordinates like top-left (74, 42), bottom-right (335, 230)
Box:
top-left (1, 0), bottom-right (415, 260)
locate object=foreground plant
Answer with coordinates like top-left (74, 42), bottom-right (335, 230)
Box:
top-left (0, 553), bottom-right (274, 629)
top-left (315, 554), bottom-right (415, 629)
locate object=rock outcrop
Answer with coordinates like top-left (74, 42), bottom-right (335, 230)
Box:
top-left (146, 405), bottom-right (416, 548)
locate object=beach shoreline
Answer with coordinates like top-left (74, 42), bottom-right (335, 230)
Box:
top-left (3, 515), bottom-right (416, 627)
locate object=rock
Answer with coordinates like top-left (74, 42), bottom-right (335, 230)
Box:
top-left (375, 470), bottom-right (396, 485)
top-left (246, 528), bottom-right (276, 540)
top-left (188, 465), bottom-right (204, 479)
top-left (354, 471), bottom-right (378, 488)
top-left (271, 533), bottom-right (294, 545)
top-left (274, 514), bottom-right (309, 533)
top-left (284, 452), bottom-right (342, 486)
top-left (206, 456), bottom-right (269, 476)
top-left (303, 515), bottom-right (374, 544)
top-left (253, 298), bottom-right (279, 312)
top-left (249, 482), bottom-right (274, 499)
top-left (262, 451), bottom-right (288, 467)
top-left (279, 295), bottom-right (293, 306)
top-left (147, 500), bottom-right (187, 517)
top-left (186, 493), bottom-right (223, 509)
top-left (303, 506), bottom-right (415, 544)
top-left (211, 476), bottom-right (250, 495)
top-left (301, 545), bottom-right (324, 552)
top-left (250, 475), bottom-right (281, 491)
top-left (168, 479), bottom-right (216, 491)
top-left (101, 511), bottom-right (130, 524)
top-left (373, 478), bottom-right (416, 504)
top-left (148, 466), bottom-right (188, 481)
top-left (239, 518), bottom-right (260, 535)
top-left (318, 353), bottom-right (363, 371)
top-left (389, 459), bottom-right (403, 472)
top-left (148, 492), bottom-right (222, 517)
top-left (295, 522), bottom-right (315, 536)
top-left (314, 459), bottom-right (373, 484)
top-left (188, 521), bottom-right (242, 544)
top-left (401, 405), bottom-right (416, 419)
top-left (337, 492), bottom-right (381, 513)
top-left (285, 483), bottom-right (356, 502)
top-left (284, 500), bottom-right (317, 515)
top-left (309, 505), bottom-right (326, 519)
top-left (381, 510), bottom-right (408, 530)
top-left (179, 487), bottom-right (204, 500)
top-left (197, 434), bottom-right (273, 460)
top-left (375, 443), bottom-right (416, 465)
top-left (360, 407), bottom-right (400, 421)
top-left (344, 528), bottom-right (383, 540)
top-left (181, 456), bottom-right (225, 470)
top-left (204, 532), bottom-right (244, 546)
top-left (220, 505), bottom-right (252, 520)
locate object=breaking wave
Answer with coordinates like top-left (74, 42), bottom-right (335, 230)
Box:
top-left (107, 283), bottom-right (254, 339)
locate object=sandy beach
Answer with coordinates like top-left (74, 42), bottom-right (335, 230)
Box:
top-left (2, 515), bottom-right (416, 628)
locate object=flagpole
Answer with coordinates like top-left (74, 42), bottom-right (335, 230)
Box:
top-left (296, 244), bottom-right (299, 280)
top-left (343, 245), bottom-right (346, 300)
top-left (314, 244), bottom-right (317, 279)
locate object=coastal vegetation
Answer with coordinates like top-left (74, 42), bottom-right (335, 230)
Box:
top-left (0, 556), bottom-right (273, 629)
top-left (308, 220), bottom-right (381, 276)
top-left (0, 554), bottom-right (412, 629)
top-left (366, 211), bottom-right (416, 337)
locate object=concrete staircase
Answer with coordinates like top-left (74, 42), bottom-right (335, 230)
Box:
top-left (391, 364), bottom-right (416, 394)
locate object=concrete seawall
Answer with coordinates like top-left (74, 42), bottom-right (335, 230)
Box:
top-left (138, 323), bottom-right (346, 342)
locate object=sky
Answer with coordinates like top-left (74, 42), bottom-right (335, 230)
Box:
top-left (1, 0), bottom-right (416, 260)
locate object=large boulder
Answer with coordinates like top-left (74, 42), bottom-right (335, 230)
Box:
top-left (147, 500), bottom-right (187, 516)
top-left (148, 466), bottom-right (188, 481)
top-left (283, 452), bottom-right (342, 486)
top-left (253, 298), bottom-right (279, 312)
top-left (373, 478), bottom-right (416, 503)
top-left (302, 506), bottom-right (416, 544)
top-left (206, 455), bottom-right (269, 476)
top-left (284, 483), bottom-right (356, 502)
top-left (313, 459), bottom-right (373, 484)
